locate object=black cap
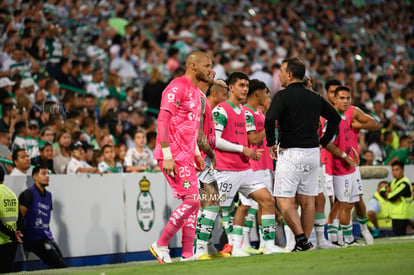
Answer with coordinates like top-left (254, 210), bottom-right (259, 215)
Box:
top-left (69, 141), bottom-right (84, 151)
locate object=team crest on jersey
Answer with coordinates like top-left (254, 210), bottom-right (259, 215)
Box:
top-left (183, 179), bottom-right (191, 189)
top-left (220, 194), bottom-right (227, 202)
top-left (175, 100), bottom-right (181, 107)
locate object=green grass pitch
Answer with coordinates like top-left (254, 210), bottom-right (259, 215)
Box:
top-left (16, 237), bottom-right (414, 275)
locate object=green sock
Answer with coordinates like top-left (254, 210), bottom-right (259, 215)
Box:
top-left (262, 214), bottom-right (276, 248)
top-left (244, 207), bottom-right (258, 229)
top-left (357, 216), bottom-right (368, 231)
top-left (222, 206), bottom-right (233, 236)
top-left (342, 223), bottom-right (354, 243)
top-left (197, 206), bottom-right (220, 243)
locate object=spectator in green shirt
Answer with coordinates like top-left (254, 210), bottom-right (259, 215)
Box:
top-left (384, 135), bottom-right (413, 165)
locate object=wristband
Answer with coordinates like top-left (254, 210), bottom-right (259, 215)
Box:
top-left (162, 147), bottom-right (173, 160)
top-left (341, 152), bottom-right (347, 159)
top-left (195, 145), bottom-right (201, 156)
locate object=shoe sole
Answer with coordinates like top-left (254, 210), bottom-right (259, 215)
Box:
top-left (197, 254), bottom-right (214, 260)
top-left (149, 245), bottom-right (167, 264)
top-left (214, 253), bottom-right (231, 258)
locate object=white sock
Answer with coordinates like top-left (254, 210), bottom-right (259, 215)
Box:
top-left (242, 226), bottom-right (251, 248)
top-left (232, 225), bottom-right (243, 249)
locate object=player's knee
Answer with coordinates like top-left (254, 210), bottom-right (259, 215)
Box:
top-left (258, 195), bottom-right (275, 211)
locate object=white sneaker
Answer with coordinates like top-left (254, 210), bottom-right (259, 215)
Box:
top-left (263, 245), bottom-right (290, 254)
top-left (242, 246), bottom-right (261, 255)
top-left (149, 242), bottom-right (172, 264)
top-left (195, 244), bottom-right (208, 258)
top-left (232, 247), bottom-right (250, 257)
top-left (181, 255), bottom-right (197, 262)
top-left (344, 240), bottom-right (363, 247)
top-left (317, 240), bottom-right (342, 249)
top-left (361, 230), bottom-right (374, 245)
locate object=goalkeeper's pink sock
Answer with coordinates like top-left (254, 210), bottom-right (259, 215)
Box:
top-left (181, 209), bottom-right (198, 258)
top-left (157, 194), bottom-right (200, 247)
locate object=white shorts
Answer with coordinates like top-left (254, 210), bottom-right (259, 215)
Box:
top-left (355, 166), bottom-right (363, 195)
top-left (325, 173), bottom-right (334, 197)
top-left (333, 170), bottom-right (361, 203)
top-left (274, 147), bottom-right (320, 197)
top-left (255, 169), bottom-right (274, 193)
top-left (215, 169), bottom-right (266, 207)
top-left (239, 169), bottom-right (273, 207)
top-left (318, 164), bottom-right (334, 197)
top-left (197, 156), bottom-right (216, 186)
top-left (239, 192), bottom-right (257, 207)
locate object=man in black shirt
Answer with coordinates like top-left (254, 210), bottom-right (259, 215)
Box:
top-left (265, 57), bottom-right (341, 251)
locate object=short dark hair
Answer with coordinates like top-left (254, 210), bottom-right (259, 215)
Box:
top-left (0, 129), bottom-right (9, 137)
top-left (219, 56), bottom-right (230, 65)
top-left (62, 91), bottom-right (76, 103)
top-left (391, 160), bottom-right (404, 170)
top-left (399, 135), bottom-right (411, 144)
top-left (85, 94), bottom-right (96, 100)
top-left (0, 89), bottom-right (12, 105)
top-left (101, 144), bottom-right (113, 153)
top-left (71, 59), bottom-right (81, 68)
top-left (282, 57), bottom-right (306, 80)
top-left (325, 79), bottom-right (342, 92)
top-left (45, 79), bottom-right (57, 90)
top-left (227, 71), bottom-right (249, 86)
top-left (377, 180), bottom-right (388, 188)
top-left (146, 131), bottom-right (157, 142)
top-left (334, 86), bottom-right (351, 96)
top-left (1, 103), bottom-right (14, 117)
top-left (247, 79), bottom-right (267, 98)
top-left (14, 121), bottom-right (27, 135)
top-left (32, 163), bottom-right (48, 177)
top-left (60, 57), bottom-right (70, 67)
top-left (14, 43), bottom-right (24, 52)
top-left (168, 47), bottom-right (179, 57)
top-left (92, 68), bottom-right (102, 76)
top-left (12, 148), bottom-right (26, 164)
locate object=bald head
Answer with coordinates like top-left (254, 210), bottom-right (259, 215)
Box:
top-left (185, 51), bottom-right (211, 69)
top-left (184, 50), bottom-right (212, 86)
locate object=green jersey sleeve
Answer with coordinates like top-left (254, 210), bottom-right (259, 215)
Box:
top-left (212, 105), bottom-right (227, 132)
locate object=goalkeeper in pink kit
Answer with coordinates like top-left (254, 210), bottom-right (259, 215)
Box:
top-left (150, 51), bottom-right (213, 263)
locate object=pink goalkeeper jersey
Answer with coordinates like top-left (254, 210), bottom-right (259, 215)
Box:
top-left (332, 107), bottom-right (356, 176)
top-left (154, 76), bottom-right (201, 162)
top-left (244, 105), bottom-right (273, 171)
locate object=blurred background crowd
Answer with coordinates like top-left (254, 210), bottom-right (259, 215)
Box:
top-left (0, 0), bottom-right (413, 175)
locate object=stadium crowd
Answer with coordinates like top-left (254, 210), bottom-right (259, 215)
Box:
top-left (0, 0), bottom-right (413, 175)
top-left (0, 0), bottom-right (414, 271)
